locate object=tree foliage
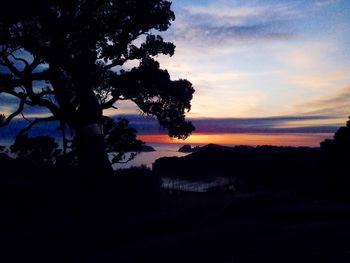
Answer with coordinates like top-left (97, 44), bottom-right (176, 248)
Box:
top-left (320, 117), bottom-right (350, 199)
top-left (10, 134), bottom-right (60, 165)
top-left (103, 116), bottom-right (144, 164)
top-left (320, 117), bottom-right (350, 156)
top-left (0, 0), bottom-right (194, 168)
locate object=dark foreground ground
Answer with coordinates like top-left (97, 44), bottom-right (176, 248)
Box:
top-left (2, 189), bottom-right (350, 263)
top-left (2, 142), bottom-right (350, 263)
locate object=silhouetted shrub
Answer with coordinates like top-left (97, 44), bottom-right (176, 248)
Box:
top-left (10, 135), bottom-right (61, 165)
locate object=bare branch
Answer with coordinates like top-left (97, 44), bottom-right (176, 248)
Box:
top-left (23, 81), bottom-right (60, 116)
top-left (28, 55), bottom-right (42, 72)
top-left (0, 97), bottom-right (26, 128)
top-left (0, 54), bottom-right (23, 78)
top-left (0, 73), bottom-right (24, 91)
top-left (31, 70), bottom-right (49, 80)
top-left (37, 87), bottom-right (54, 97)
top-left (20, 113), bottom-right (31, 123)
top-left (101, 95), bottom-right (124, 109)
top-left (17, 116), bottom-right (57, 137)
top-left (8, 53), bottom-right (30, 68)
top-left (0, 90), bottom-right (37, 107)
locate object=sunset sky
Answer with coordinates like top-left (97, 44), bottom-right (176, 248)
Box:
top-left (1, 0), bottom-right (350, 146)
top-left (161, 0), bottom-right (350, 119)
top-left (123, 0), bottom-right (350, 145)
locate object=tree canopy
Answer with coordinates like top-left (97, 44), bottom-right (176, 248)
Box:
top-left (321, 117), bottom-right (350, 156)
top-left (0, 0), bottom-right (195, 170)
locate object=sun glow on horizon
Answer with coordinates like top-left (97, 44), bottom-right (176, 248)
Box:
top-left (138, 132), bottom-right (333, 147)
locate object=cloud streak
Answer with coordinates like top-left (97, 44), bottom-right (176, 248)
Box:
top-left (167, 2), bottom-right (297, 49)
top-left (170, 23), bottom-right (295, 49)
top-left (0, 114), bottom-right (339, 143)
top-left (183, 1), bottom-right (299, 26)
top-left (112, 114), bottom-right (338, 135)
top-left (297, 85), bottom-right (350, 117)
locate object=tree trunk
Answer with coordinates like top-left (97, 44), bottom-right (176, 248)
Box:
top-left (73, 71), bottom-right (113, 217)
top-left (75, 124), bottom-right (112, 179)
top-left (74, 82), bottom-right (112, 176)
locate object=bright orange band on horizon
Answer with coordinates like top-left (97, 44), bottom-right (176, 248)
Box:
top-left (138, 133), bottom-right (333, 147)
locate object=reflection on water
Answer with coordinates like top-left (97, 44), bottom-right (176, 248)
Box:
top-left (161, 177), bottom-right (235, 193)
top-left (1, 139), bottom-right (188, 168)
top-left (112, 143), bottom-right (189, 170)
top-left (112, 143), bottom-right (237, 193)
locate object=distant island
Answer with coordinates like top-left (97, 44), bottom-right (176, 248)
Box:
top-left (178, 144), bottom-right (201, 153)
top-left (139, 144), bottom-right (156, 152)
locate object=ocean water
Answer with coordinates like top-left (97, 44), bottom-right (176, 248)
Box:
top-left (0, 138), bottom-right (188, 168)
top-left (161, 176), bottom-right (235, 192)
top-left (1, 132), bottom-right (329, 171)
top-left (112, 143), bottom-right (190, 170)
top-left (111, 142), bottom-right (235, 192)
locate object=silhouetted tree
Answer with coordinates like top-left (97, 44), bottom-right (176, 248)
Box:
top-left (0, 114), bottom-right (7, 153)
top-left (321, 116), bottom-right (350, 156)
top-left (0, 1), bottom-right (194, 178)
top-left (320, 117), bottom-right (350, 200)
top-left (103, 116), bottom-right (144, 164)
top-left (10, 134), bottom-right (61, 165)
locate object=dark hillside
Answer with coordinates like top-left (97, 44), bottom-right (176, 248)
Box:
top-left (154, 144), bottom-right (321, 193)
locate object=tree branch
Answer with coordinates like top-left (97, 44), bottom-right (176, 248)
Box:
top-left (31, 70), bottom-right (49, 81)
top-left (0, 54), bottom-right (23, 78)
top-left (102, 58), bottom-right (127, 72)
top-left (17, 116), bottom-right (57, 137)
top-left (0, 90), bottom-right (38, 107)
top-left (8, 53), bottom-right (30, 68)
top-left (101, 95), bottom-right (119, 109)
top-left (27, 55), bottom-right (42, 73)
top-left (0, 73), bottom-right (24, 91)
top-left (0, 97), bottom-right (26, 128)
top-left (37, 87), bottom-right (55, 97)
top-left (23, 81), bottom-right (60, 116)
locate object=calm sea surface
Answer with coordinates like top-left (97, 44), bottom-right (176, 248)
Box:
top-left (112, 143), bottom-right (190, 170)
top-left (0, 139), bottom-right (189, 168)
